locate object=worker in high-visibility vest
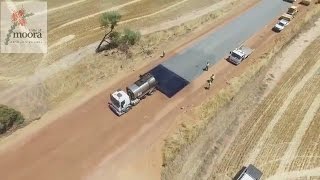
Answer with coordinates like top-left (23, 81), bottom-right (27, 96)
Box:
top-left (207, 74), bottom-right (215, 90)
top-left (210, 74), bottom-right (215, 83)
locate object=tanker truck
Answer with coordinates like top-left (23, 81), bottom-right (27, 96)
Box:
top-left (109, 73), bottom-right (158, 116)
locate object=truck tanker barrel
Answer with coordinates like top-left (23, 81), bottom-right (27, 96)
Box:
top-left (126, 73), bottom-right (157, 100)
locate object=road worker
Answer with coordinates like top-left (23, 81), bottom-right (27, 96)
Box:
top-left (204, 61), bottom-right (209, 71)
top-left (161, 51), bottom-right (165, 58)
top-left (207, 80), bottom-right (212, 89)
top-left (210, 74), bottom-right (215, 83)
top-left (206, 74), bottom-right (215, 90)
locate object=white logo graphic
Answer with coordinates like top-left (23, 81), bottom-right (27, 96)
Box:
top-left (1, 1), bottom-right (47, 53)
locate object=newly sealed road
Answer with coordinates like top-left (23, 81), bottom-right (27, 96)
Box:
top-left (153, 0), bottom-right (291, 97)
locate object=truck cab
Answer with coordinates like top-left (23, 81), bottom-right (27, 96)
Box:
top-left (109, 90), bottom-right (131, 116)
top-left (229, 49), bottom-right (246, 65)
top-left (228, 45), bottom-right (253, 65)
top-left (109, 73), bottom-right (157, 116)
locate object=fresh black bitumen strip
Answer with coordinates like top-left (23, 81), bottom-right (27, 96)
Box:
top-left (150, 65), bottom-right (189, 98)
top-left (151, 0), bottom-right (291, 98)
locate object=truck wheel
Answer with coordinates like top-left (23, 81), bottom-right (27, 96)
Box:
top-left (148, 89), bottom-right (155, 95)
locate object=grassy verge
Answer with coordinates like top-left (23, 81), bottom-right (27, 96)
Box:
top-left (162, 4), bottom-right (320, 169)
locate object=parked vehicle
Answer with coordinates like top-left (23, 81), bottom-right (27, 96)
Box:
top-left (273, 19), bottom-right (290, 32)
top-left (284, 0), bottom-right (296, 3)
top-left (109, 73), bottom-right (157, 116)
top-left (287, 6), bottom-right (298, 16)
top-left (227, 45), bottom-right (254, 65)
top-left (280, 6), bottom-right (298, 20)
top-left (235, 164), bottom-right (263, 180)
top-left (301, 0), bottom-right (311, 5)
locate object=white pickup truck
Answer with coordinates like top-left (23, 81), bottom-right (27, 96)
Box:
top-left (227, 45), bottom-right (254, 65)
top-left (273, 19), bottom-right (290, 32)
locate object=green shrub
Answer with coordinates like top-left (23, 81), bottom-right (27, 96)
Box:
top-left (0, 105), bottom-right (24, 134)
top-left (121, 29), bottom-right (141, 45)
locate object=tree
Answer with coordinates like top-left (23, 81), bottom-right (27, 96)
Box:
top-left (96, 11), bottom-right (122, 52)
top-left (0, 105), bottom-right (24, 134)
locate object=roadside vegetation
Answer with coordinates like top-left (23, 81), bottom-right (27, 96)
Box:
top-left (162, 3), bottom-right (320, 174)
top-left (0, 105), bottom-right (24, 134)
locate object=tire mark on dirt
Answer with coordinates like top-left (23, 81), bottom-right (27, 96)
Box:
top-left (267, 167), bottom-right (320, 180)
top-left (288, 109), bottom-right (320, 171)
top-left (91, 0), bottom-right (192, 32)
top-left (56, 0), bottom-right (143, 29)
top-left (277, 93), bottom-right (320, 173)
top-left (246, 58), bottom-right (320, 164)
top-left (118, 0), bottom-right (190, 25)
top-left (140, 0), bottom-right (242, 35)
top-left (176, 118), bottom-right (238, 180)
top-left (255, 74), bottom-right (320, 176)
top-left (48, 0), bottom-right (88, 13)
